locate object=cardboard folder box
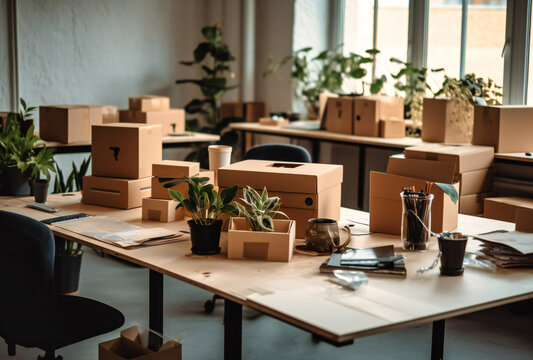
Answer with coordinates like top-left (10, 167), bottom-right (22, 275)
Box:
top-left (484, 197), bottom-right (533, 223)
top-left (92, 123), bottom-right (162, 179)
top-left (151, 160), bottom-right (200, 200)
top-left (325, 97), bottom-right (354, 134)
top-left (128, 95), bottom-right (170, 112)
top-left (404, 144), bottom-right (494, 175)
top-left (472, 105), bottom-right (533, 153)
top-left (119, 109), bottom-right (185, 135)
top-left (387, 154), bottom-right (456, 184)
top-left (369, 171), bottom-right (459, 235)
top-left (142, 197), bottom-right (184, 222)
top-left (458, 168), bottom-right (493, 196)
top-left (421, 98), bottom-right (472, 143)
top-left (353, 96), bottom-right (404, 137)
top-left (218, 160), bottom-right (343, 238)
top-left (82, 176), bottom-right (151, 209)
top-left (39, 105), bottom-right (105, 143)
top-left (99, 326), bottom-right (181, 360)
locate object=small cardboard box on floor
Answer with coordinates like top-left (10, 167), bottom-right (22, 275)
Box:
top-left (472, 105), bottom-right (533, 153)
top-left (228, 217), bottom-right (296, 262)
top-left (142, 198), bottom-right (184, 222)
top-left (99, 326), bottom-right (181, 360)
top-left (119, 109), bottom-right (185, 135)
top-left (484, 197), bottom-right (533, 223)
top-left (218, 160), bottom-right (343, 238)
top-left (151, 161), bottom-right (200, 200)
top-left (92, 123), bottom-right (162, 179)
top-left (421, 98), bottom-right (472, 144)
top-left (82, 176), bottom-right (152, 209)
top-left (39, 105), bottom-right (107, 143)
top-left (129, 95), bottom-right (170, 112)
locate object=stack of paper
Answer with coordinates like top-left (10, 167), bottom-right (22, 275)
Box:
top-left (474, 231), bottom-right (533, 268)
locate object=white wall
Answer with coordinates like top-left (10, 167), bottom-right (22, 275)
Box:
top-left (0, 0), bottom-right (10, 110)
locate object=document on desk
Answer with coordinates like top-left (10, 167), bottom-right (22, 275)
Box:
top-left (474, 231), bottom-right (533, 255)
top-left (54, 216), bottom-right (188, 248)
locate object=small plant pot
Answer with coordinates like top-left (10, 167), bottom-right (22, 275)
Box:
top-left (188, 219), bottom-right (223, 255)
top-left (6, 167), bottom-right (31, 196)
top-left (438, 236), bottom-right (468, 276)
top-left (32, 179), bottom-right (49, 203)
top-left (54, 250), bottom-right (84, 294)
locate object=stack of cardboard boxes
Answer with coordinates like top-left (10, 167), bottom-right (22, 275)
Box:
top-left (119, 95), bottom-right (185, 136)
top-left (82, 123), bottom-right (162, 209)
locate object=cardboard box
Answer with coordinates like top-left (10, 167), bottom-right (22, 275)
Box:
top-left (102, 105), bottom-right (119, 123)
top-left (119, 109), bottom-right (185, 135)
top-left (99, 326), bottom-right (181, 360)
top-left (459, 193), bottom-right (488, 215)
top-left (151, 160), bottom-right (200, 200)
top-left (0, 111), bottom-right (10, 128)
top-left (353, 96), bottom-right (404, 137)
top-left (324, 97), bottom-right (354, 134)
top-left (421, 98), bottom-right (472, 143)
top-left (92, 123), bottom-right (162, 179)
top-left (459, 168), bottom-right (493, 196)
top-left (472, 105), bottom-right (533, 153)
top-left (515, 208), bottom-right (533, 232)
top-left (369, 171), bottom-right (459, 235)
top-left (404, 144), bottom-right (494, 174)
top-left (219, 102), bottom-right (265, 122)
top-left (218, 160), bottom-right (343, 237)
top-left (484, 197), bottom-right (533, 223)
top-left (39, 105), bottom-right (103, 143)
top-left (387, 154), bottom-right (456, 183)
top-left (142, 197), bottom-right (184, 222)
top-left (128, 95), bottom-right (170, 111)
top-left (379, 119), bottom-right (405, 138)
top-left (319, 92), bottom-right (338, 122)
top-left (82, 176), bottom-right (151, 209)
top-left (228, 217), bottom-right (296, 262)
top-left (259, 117), bottom-right (290, 126)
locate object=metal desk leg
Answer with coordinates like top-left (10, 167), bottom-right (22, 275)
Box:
top-left (431, 320), bottom-right (445, 360)
top-left (357, 145), bottom-right (367, 210)
top-left (224, 299), bottom-right (243, 360)
top-left (149, 270), bottom-right (164, 351)
top-left (311, 139), bottom-right (320, 162)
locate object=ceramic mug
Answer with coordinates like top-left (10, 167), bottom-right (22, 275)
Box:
top-left (305, 218), bottom-right (351, 253)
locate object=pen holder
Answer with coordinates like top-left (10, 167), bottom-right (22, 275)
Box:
top-left (401, 192), bottom-right (433, 251)
top-left (438, 234), bottom-right (468, 276)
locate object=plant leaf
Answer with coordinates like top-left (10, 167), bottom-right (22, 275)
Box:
top-left (435, 182), bottom-right (459, 204)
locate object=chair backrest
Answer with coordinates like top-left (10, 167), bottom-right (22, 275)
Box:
top-left (244, 144), bottom-right (312, 163)
top-left (0, 210), bottom-right (65, 348)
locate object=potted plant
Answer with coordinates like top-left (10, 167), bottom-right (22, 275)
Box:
top-left (228, 186), bottom-right (296, 262)
top-left (29, 147), bottom-right (56, 203)
top-left (54, 236), bottom-right (84, 294)
top-left (169, 175), bottom-right (238, 255)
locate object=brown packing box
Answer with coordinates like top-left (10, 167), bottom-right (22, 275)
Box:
top-left (404, 144), bottom-right (494, 175)
top-left (258, 117), bottom-right (290, 126)
top-left (516, 208), bottom-right (533, 232)
top-left (319, 92), bottom-right (338, 122)
top-left (0, 111), bottom-right (9, 128)
top-left (472, 105), bottom-right (533, 153)
top-left (387, 154), bottom-right (456, 184)
top-left (128, 95), bottom-right (170, 112)
top-left (353, 96), bottom-right (404, 137)
top-left (421, 98), bottom-right (472, 143)
top-left (151, 161), bottom-right (200, 200)
top-left (82, 176), bottom-right (151, 209)
top-left (228, 217), bottom-right (296, 262)
top-left (459, 193), bottom-right (490, 215)
top-left (102, 105), bottom-right (119, 123)
top-left (142, 197), bottom-right (184, 222)
top-left (119, 109), bottom-right (185, 135)
top-left (379, 119), bottom-right (405, 138)
top-left (484, 197), bottom-right (533, 223)
top-left (98, 326), bottom-right (181, 360)
top-left (218, 160), bottom-right (343, 237)
top-left (92, 123), bottom-right (162, 179)
top-left (325, 97), bottom-right (354, 134)
top-left (369, 171), bottom-right (459, 235)
top-left (458, 168), bottom-right (493, 196)
top-left (39, 105), bottom-right (105, 143)
top-left (219, 102), bottom-right (265, 122)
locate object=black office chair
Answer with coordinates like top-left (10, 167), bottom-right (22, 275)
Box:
top-left (0, 210), bottom-right (125, 359)
top-left (203, 143), bottom-right (312, 313)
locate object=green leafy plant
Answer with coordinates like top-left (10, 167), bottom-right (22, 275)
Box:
top-left (168, 176), bottom-right (238, 225)
top-left (29, 147), bottom-right (56, 181)
top-left (54, 155), bottom-right (91, 193)
top-left (461, 74), bottom-right (503, 105)
top-left (233, 186), bottom-right (288, 232)
top-left (434, 182), bottom-right (458, 204)
top-left (176, 24), bottom-right (241, 168)
top-left (263, 46), bottom-right (386, 119)
top-left (55, 237), bottom-right (83, 257)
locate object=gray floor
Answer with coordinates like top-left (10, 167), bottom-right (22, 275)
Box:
top-left (2, 249), bottom-right (532, 360)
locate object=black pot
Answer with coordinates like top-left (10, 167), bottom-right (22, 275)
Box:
top-left (54, 251), bottom-right (84, 294)
top-left (32, 179), bottom-right (49, 203)
top-left (438, 236), bottom-right (468, 276)
top-left (188, 219), bottom-right (222, 255)
top-left (6, 167), bottom-right (31, 195)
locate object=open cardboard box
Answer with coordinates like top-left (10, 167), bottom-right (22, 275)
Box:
top-left (228, 217), bottom-right (296, 262)
top-left (119, 109), bottom-right (185, 135)
top-left (99, 326), bottom-right (181, 360)
top-left (129, 95), bottom-right (170, 112)
top-left (82, 176), bottom-right (151, 209)
top-left (142, 198), bottom-right (184, 222)
top-left (151, 161), bottom-right (200, 200)
top-left (484, 197), bottom-right (533, 223)
top-left (421, 98), bottom-right (472, 143)
top-left (472, 105), bottom-right (533, 153)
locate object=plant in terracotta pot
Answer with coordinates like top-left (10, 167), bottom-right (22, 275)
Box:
top-left (169, 176), bottom-right (238, 255)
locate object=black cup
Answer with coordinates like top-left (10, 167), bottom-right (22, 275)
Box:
top-left (438, 236), bottom-right (468, 276)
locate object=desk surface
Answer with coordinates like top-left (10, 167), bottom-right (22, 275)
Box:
top-left (1, 194), bottom-right (531, 344)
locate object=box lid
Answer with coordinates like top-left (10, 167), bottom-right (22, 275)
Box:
top-left (218, 160), bottom-right (343, 194)
top-left (387, 154), bottom-right (456, 183)
top-left (404, 144), bottom-right (494, 173)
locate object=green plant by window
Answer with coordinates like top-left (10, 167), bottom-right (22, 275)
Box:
top-left (54, 156), bottom-right (91, 193)
top-left (168, 176), bottom-right (238, 226)
top-left (233, 186), bottom-right (288, 232)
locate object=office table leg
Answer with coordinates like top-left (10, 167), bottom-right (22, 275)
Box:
top-left (431, 320), bottom-right (445, 360)
top-left (149, 270), bottom-right (164, 351)
top-left (224, 299), bottom-right (243, 360)
top-left (311, 139), bottom-right (320, 162)
top-left (357, 145), bottom-right (367, 210)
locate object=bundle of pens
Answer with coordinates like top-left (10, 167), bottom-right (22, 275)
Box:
top-left (401, 182), bottom-right (434, 251)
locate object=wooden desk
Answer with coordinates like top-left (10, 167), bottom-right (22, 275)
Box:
top-left (1, 194), bottom-right (531, 360)
top-left (41, 132), bottom-right (220, 154)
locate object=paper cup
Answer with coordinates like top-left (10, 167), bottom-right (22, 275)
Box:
top-left (208, 145), bottom-right (232, 184)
